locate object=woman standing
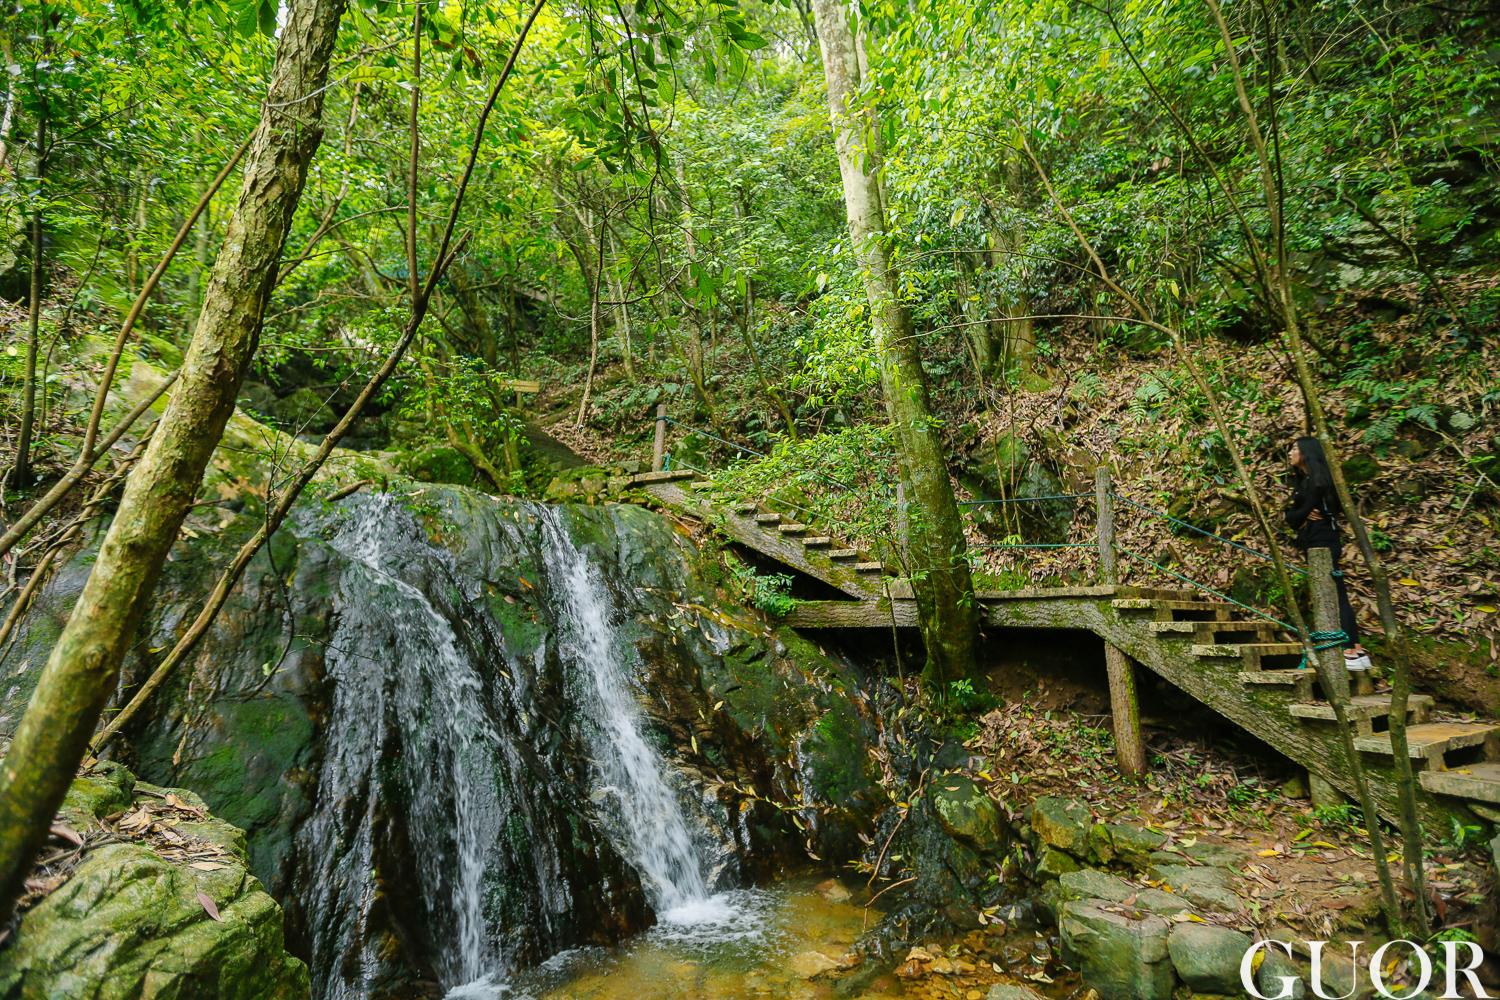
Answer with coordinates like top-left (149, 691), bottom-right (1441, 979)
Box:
top-left (1285, 436), bottom-right (1373, 672)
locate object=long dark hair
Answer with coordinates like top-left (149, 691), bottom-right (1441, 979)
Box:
top-left (1293, 436), bottom-right (1339, 510)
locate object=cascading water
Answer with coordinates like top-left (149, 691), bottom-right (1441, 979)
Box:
top-left (291, 495), bottom-right (747, 1000)
top-left (535, 507), bottom-right (711, 914)
top-left (299, 495), bottom-right (510, 998)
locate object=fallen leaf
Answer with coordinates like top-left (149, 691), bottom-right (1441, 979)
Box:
top-left (49, 824), bottom-right (84, 847)
top-left (1398, 578), bottom-right (1419, 586)
top-left (196, 891), bottom-right (224, 922)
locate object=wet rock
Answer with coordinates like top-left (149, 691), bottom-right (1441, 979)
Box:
top-left (0, 770), bottom-right (306, 1000)
top-left (1030, 797), bottom-right (1092, 855)
top-left (1259, 949), bottom-right (1308, 999)
top-left (1058, 899), bottom-right (1175, 1000)
top-left (817, 878), bottom-right (852, 903)
top-left (1180, 842), bottom-right (1244, 868)
top-left (1167, 923), bottom-right (1253, 993)
top-left (1035, 845), bottom-right (1081, 880)
top-left (1147, 864), bottom-right (1243, 914)
top-left (1089, 824), bottom-right (1167, 871)
top-left (987, 986), bottom-right (1048, 1000)
top-left (1055, 869), bottom-right (1185, 917)
top-left (931, 775), bottom-right (1009, 855)
top-left (790, 951), bottom-right (840, 979)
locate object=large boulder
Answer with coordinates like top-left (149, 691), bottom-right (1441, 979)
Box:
top-left (0, 767), bottom-right (307, 1000)
top-left (1167, 923), bottom-right (1254, 994)
top-left (1059, 899), bottom-right (1175, 1000)
top-left (930, 775), bottom-right (1009, 855)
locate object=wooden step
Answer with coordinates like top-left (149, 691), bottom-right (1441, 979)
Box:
top-left (1112, 598), bottom-right (1233, 622)
top-left (1151, 621), bottom-right (1274, 643)
top-left (1194, 643), bottom-right (1303, 670)
top-left (1419, 762), bottom-right (1500, 804)
top-left (1289, 694), bottom-right (1435, 724)
top-left (1239, 671), bottom-right (1315, 699)
top-left (802, 536), bottom-right (832, 548)
top-left (631, 470), bottom-right (700, 484)
top-left (828, 549), bottom-right (858, 560)
top-left (777, 523), bottom-right (808, 535)
top-left (1353, 722), bottom-right (1500, 767)
top-left (731, 504), bottom-right (758, 516)
top-left (855, 562), bottom-right (886, 573)
top-left (754, 513), bottom-right (783, 525)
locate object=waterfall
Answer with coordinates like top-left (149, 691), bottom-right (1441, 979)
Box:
top-left (299, 496), bottom-right (513, 999)
top-left (536, 507), bottom-right (712, 914)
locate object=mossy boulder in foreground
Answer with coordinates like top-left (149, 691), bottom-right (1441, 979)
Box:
top-left (0, 764), bottom-right (308, 1000)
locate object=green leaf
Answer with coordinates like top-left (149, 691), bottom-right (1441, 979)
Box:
top-left (257, 0), bottom-right (276, 37)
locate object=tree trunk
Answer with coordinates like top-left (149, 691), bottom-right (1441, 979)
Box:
top-left (13, 112), bottom-right (44, 489)
top-left (810, 0), bottom-right (977, 687)
top-left (606, 227), bottom-right (634, 378)
top-left (990, 226), bottom-right (1034, 371)
top-left (184, 173), bottom-right (213, 347)
top-left (0, 0), bottom-right (347, 923)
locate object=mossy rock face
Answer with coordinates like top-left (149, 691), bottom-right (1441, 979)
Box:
top-left (399, 444), bottom-right (482, 487)
top-left (1031, 796), bottom-right (1093, 855)
top-left (929, 775), bottom-right (1009, 856)
top-left (0, 769), bottom-right (307, 1000)
top-left (0, 844), bottom-right (309, 1000)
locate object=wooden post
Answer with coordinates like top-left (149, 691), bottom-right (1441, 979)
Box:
top-left (1308, 546), bottom-right (1351, 704)
top-left (1106, 644), bottom-right (1146, 778)
top-left (1096, 465), bottom-right (1143, 775)
top-left (1095, 465), bottom-right (1117, 585)
top-left (652, 404), bottom-right (667, 472)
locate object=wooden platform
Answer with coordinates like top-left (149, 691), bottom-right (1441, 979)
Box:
top-left (622, 471), bottom-right (1498, 828)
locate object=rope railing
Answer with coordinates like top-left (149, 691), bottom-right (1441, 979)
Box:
top-left (1107, 491), bottom-right (1307, 576)
top-left (1113, 544), bottom-right (1293, 630)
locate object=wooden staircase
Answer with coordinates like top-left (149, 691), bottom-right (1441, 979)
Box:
top-left (625, 472), bottom-right (1500, 830)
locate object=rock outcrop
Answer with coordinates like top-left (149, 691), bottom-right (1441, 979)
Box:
top-left (0, 763), bottom-right (307, 999)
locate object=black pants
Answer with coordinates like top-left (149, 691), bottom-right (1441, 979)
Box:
top-left (1321, 541), bottom-right (1361, 649)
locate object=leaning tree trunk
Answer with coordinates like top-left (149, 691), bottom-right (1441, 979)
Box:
top-left (0, 0), bottom-right (347, 922)
top-left (810, 0), bottom-right (977, 687)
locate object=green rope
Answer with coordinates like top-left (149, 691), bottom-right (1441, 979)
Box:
top-left (1114, 545), bottom-right (1293, 630)
top-left (973, 543), bottom-right (1094, 549)
top-left (1297, 630), bottom-right (1350, 670)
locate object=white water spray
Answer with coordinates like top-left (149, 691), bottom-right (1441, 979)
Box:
top-left (537, 508), bottom-right (711, 914)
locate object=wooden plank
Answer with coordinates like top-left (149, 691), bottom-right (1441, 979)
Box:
top-left (495, 378), bottom-right (541, 393)
top-left (1420, 763), bottom-right (1500, 804)
top-left (631, 470), bottom-right (700, 484)
top-left (973, 585), bottom-right (1121, 601)
top-left (642, 483), bottom-right (881, 598)
top-left (785, 599), bottom-right (918, 628)
top-left (1354, 722), bottom-right (1500, 759)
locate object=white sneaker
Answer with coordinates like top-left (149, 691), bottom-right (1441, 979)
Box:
top-left (1344, 653), bottom-right (1373, 671)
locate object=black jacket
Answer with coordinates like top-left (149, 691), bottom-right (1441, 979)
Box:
top-left (1284, 481), bottom-right (1341, 550)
